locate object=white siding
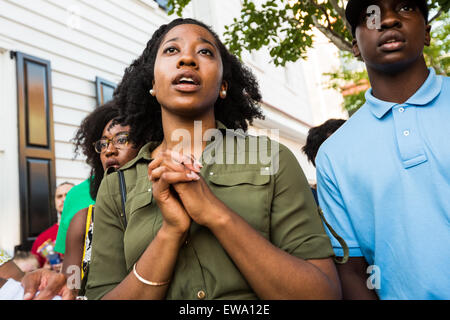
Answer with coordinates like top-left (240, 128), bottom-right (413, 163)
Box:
top-left (0, 47), bottom-right (21, 255)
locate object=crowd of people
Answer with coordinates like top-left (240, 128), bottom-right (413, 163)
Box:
top-left (0, 0), bottom-right (449, 300)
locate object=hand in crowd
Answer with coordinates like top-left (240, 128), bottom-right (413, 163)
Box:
top-left (148, 150), bottom-right (200, 238)
top-left (148, 149), bottom-right (228, 229)
top-left (21, 268), bottom-right (75, 300)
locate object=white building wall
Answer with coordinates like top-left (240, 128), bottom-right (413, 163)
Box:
top-left (0, 0), bottom-right (345, 253)
top-left (0, 44), bottom-right (21, 256)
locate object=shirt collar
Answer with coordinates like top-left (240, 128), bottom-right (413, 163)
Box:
top-left (367, 68), bottom-right (442, 119)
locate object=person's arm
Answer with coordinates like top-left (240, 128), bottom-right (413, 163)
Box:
top-left (62, 207), bottom-right (88, 294)
top-left (336, 257), bottom-right (378, 300)
top-left (0, 260), bottom-right (24, 282)
top-left (315, 149), bottom-right (377, 300)
top-left (85, 167), bottom-right (196, 300)
top-left (21, 268), bottom-right (75, 300)
top-left (201, 202), bottom-right (341, 299)
top-left (156, 146), bottom-right (341, 299)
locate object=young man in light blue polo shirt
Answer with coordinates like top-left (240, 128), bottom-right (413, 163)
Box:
top-left (316, 0), bottom-right (450, 299)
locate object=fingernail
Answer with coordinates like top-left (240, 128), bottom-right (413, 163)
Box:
top-left (23, 293), bottom-right (33, 300)
top-left (194, 161), bottom-right (203, 170)
top-left (188, 171), bottom-right (200, 180)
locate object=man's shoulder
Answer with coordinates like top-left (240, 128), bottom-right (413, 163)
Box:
top-left (62, 179), bottom-right (94, 212)
top-left (441, 74), bottom-right (450, 90)
top-left (319, 108), bottom-right (368, 152)
top-left (65, 178), bottom-right (91, 198)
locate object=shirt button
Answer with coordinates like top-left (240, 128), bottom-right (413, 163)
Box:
top-left (197, 290), bottom-right (206, 299)
top-left (403, 130), bottom-right (410, 136)
top-left (399, 107), bottom-right (405, 113)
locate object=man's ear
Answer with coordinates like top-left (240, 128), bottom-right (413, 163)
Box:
top-left (424, 24), bottom-right (431, 46)
top-left (352, 39), bottom-right (361, 58)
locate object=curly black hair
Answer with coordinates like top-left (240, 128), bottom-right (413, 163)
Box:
top-left (302, 119), bottom-right (346, 167)
top-left (113, 18), bottom-right (264, 145)
top-left (73, 101), bottom-right (126, 200)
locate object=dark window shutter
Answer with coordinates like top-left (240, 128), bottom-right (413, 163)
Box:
top-left (15, 52), bottom-right (56, 250)
top-left (95, 77), bottom-right (116, 106)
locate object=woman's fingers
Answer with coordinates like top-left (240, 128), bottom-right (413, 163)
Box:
top-left (167, 150), bottom-right (202, 172)
top-left (34, 273), bottom-right (67, 300)
top-left (149, 166), bottom-right (169, 181)
top-left (161, 171), bottom-right (200, 184)
top-left (149, 150), bottom-right (202, 175)
top-left (148, 156), bottom-right (164, 175)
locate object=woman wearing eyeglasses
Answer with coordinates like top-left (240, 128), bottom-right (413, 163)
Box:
top-left (62, 101), bottom-right (142, 297)
top-left (21, 100), bottom-right (142, 299)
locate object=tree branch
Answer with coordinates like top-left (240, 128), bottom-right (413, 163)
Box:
top-left (329, 0), bottom-right (352, 32)
top-left (429, 8), bottom-right (443, 24)
top-left (328, 0), bottom-right (345, 18)
top-left (311, 15), bottom-right (353, 52)
top-left (306, 0), bottom-right (352, 52)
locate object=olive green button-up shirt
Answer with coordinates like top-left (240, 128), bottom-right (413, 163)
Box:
top-left (85, 125), bottom-right (334, 300)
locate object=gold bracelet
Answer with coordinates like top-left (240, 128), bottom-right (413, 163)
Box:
top-left (132, 263), bottom-right (170, 286)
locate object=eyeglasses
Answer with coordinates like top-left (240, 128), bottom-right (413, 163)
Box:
top-left (93, 133), bottom-right (130, 154)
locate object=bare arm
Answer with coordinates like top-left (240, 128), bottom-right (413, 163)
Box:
top-left (100, 158), bottom-right (198, 300)
top-left (146, 149), bottom-right (342, 300)
top-left (0, 260), bottom-right (24, 282)
top-left (198, 197), bottom-right (341, 299)
top-left (19, 209), bottom-right (88, 301)
top-left (62, 207), bottom-right (88, 290)
top-left (336, 257), bottom-right (378, 300)
top-left (101, 226), bottom-right (185, 300)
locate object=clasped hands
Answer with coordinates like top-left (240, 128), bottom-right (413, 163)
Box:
top-left (148, 149), bottom-right (227, 237)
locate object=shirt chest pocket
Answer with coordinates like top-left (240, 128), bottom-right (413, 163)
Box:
top-left (125, 182), bottom-right (154, 231)
top-left (208, 170), bottom-right (271, 238)
top-left (128, 191), bottom-right (153, 215)
top-left (123, 190), bottom-right (156, 269)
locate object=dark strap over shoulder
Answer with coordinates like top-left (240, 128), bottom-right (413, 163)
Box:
top-left (318, 207), bottom-right (349, 264)
top-left (117, 169), bottom-right (128, 230)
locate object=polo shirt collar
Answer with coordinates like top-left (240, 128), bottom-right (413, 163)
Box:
top-left (367, 68), bottom-right (442, 119)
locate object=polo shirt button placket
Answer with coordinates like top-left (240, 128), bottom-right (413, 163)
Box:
top-left (392, 105), bottom-right (428, 169)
